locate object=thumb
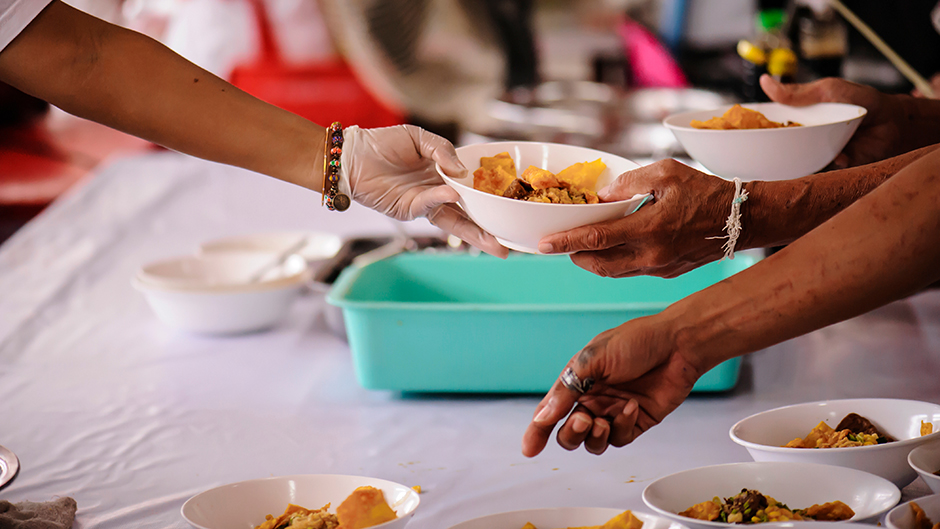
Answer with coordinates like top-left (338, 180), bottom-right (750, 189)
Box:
top-left (598, 164), bottom-right (659, 201)
top-left (760, 74), bottom-right (821, 107)
top-left (406, 125), bottom-right (467, 179)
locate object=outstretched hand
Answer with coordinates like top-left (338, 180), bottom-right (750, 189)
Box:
top-left (760, 74), bottom-right (902, 168)
top-left (521, 315), bottom-right (702, 457)
top-left (343, 124), bottom-right (509, 258)
top-left (538, 159), bottom-right (735, 278)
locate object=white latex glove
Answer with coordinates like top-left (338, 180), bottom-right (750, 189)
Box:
top-left (340, 124), bottom-right (508, 258)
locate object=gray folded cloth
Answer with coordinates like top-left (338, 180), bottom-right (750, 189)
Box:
top-left (0, 497), bottom-right (76, 529)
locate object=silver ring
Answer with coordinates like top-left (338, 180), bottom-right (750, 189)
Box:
top-left (560, 367), bottom-right (594, 394)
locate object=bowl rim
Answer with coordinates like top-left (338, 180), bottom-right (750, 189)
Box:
top-left (641, 460), bottom-right (901, 527)
top-left (134, 253), bottom-right (311, 294)
top-left (885, 493), bottom-right (940, 529)
top-left (908, 442), bottom-right (940, 478)
top-left (181, 473), bottom-right (420, 529)
top-left (728, 398), bottom-right (940, 454)
top-left (445, 507), bottom-right (690, 529)
top-left (437, 141), bottom-right (642, 208)
top-left (662, 102), bottom-right (868, 132)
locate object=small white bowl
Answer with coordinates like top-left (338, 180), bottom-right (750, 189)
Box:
top-left (134, 252), bottom-right (310, 334)
top-left (886, 493), bottom-right (940, 529)
top-left (663, 102), bottom-right (866, 181)
top-left (199, 232), bottom-right (342, 267)
top-left (447, 508), bottom-right (689, 529)
top-left (642, 461), bottom-right (899, 529)
top-left (438, 141), bottom-right (650, 254)
top-left (730, 398), bottom-right (940, 488)
top-left (181, 474), bottom-right (420, 529)
top-left (909, 442), bottom-right (940, 494)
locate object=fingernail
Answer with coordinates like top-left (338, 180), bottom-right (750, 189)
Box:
top-left (597, 185), bottom-right (611, 199)
top-left (534, 399), bottom-right (555, 423)
top-left (591, 420), bottom-right (608, 438)
top-left (572, 415), bottom-right (591, 433)
top-left (538, 242), bottom-right (553, 254)
top-left (623, 399), bottom-right (638, 416)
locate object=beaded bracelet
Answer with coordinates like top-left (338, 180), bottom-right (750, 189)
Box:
top-left (322, 122), bottom-right (350, 211)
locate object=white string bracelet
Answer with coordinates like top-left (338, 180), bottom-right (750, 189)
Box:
top-left (707, 177), bottom-right (749, 260)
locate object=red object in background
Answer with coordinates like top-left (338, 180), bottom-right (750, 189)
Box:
top-left (618, 20), bottom-right (689, 88)
top-left (230, 0), bottom-right (405, 128)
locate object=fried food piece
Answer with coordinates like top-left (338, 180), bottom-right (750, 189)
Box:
top-left (691, 105), bottom-right (801, 130)
top-left (520, 166), bottom-right (561, 189)
top-left (555, 159), bottom-right (606, 192)
top-left (255, 503), bottom-right (338, 529)
top-left (923, 421), bottom-right (934, 436)
top-left (336, 486), bottom-right (397, 529)
top-left (518, 510), bottom-right (642, 529)
top-left (679, 498), bottom-right (722, 521)
top-left (911, 502), bottom-right (940, 529)
top-left (473, 152), bottom-right (516, 196)
top-left (598, 510), bottom-right (644, 529)
top-left (798, 501), bottom-right (854, 521)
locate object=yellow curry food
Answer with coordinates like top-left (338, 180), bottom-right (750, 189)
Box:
top-left (472, 152), bottom-right (605, 204)
top-left (255, 486), bottom-right (397, 529)
top-left (690, 104), bottom-right (801, 130)
top-left (519, 510), bottom-right (643, 529)
top-left (785, 413), bottom-right (934, 449)
top-left (911, 501), bottom-right (940, 529)
top-left (679, 489), bottom-right (854, 524)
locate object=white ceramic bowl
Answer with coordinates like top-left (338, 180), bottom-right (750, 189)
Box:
top-left (447, 507), bottom-right (689, 529)
top-left (181, 474), bottom-right (420, 529)
top-left (199, 232), bottom-right (342, 267)
top-left (438, 142), bottom-right (650, 254)
top-left (663, 102), bottom-right (866, 181)
top-left (729, 398), bottom-right (940, 488)
top-left (642, 461), bottom-right (899, 529)
top-left (886, 492), bottom-right (940, 529)
top-left (909, 442), bottom-right (940, 494)
top-left (134, 252), bottom-right (310, 334)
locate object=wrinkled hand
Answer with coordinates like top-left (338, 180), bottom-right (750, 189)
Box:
top-left (342, 124), bottom-right (508, 258)
top-left (521, 315), bottom-right (700, 457)
top-left (538, 159), bottom-right (734, 278)
top-left (760, 74), bottom-right (902, 168)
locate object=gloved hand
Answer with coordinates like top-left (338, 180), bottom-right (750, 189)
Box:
top-left (340, 124), bottom-right (508, 258)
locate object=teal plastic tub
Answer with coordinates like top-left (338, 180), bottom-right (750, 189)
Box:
top-left (327, 252), bottom-right (757, 393)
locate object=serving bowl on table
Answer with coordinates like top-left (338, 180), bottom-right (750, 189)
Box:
top-left (663, 102), bottom-right (866, 181)
top-left (641, 461), bottom-right (900, 529)
top-left (134, 252), bottom-right (310, 334)
top-left (0, 444), bottom-right (18, 491)
top-left (437, 141), bottom-right (650, 254)
top-left (447, 507), bottom-right (689, 529)
top-left (729, 398), bottom-right (940, 488)
top-left (199, 232), bottom-right (342, 269)
top-left (886, 492), bottom-right (940, 529)
top-left (909, 442), bottom-right (940, 494)
top-left (181, 474), bottom-right (420, 529)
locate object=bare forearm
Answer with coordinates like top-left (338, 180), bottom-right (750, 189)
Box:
top-left (741, 144), bottom-right (940, 248)
top-left (672, 148), bottom-right (940, 371)
top-left (894, 95), bottom-right (940, 154)
top-left (0, 1), bottom-right (323, 191)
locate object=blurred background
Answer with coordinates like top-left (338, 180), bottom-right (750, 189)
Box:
top-left (3, 0), bottom-right (939, 244)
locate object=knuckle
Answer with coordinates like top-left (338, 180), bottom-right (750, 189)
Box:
top-left (584, 227), bottom-right (611, 249)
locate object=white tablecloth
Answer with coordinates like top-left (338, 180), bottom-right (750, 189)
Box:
top-left (2, 152), bottom-right (940, 528)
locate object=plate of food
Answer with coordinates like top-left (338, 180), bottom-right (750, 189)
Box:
top-left (0, 444), bottom-right (19, 491)
top-left (446, 507), bottom-right (689, 529)
top-left (663, 103), bottom-right (866, 181)
top-left (641, 461), bottom-right (899, 529)
top-left (181, 474), bottom-right (420, 529)
top-left (729, 398), bottom-right (940, 487)
top-left (437, 141), bottom-right (650, 254)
